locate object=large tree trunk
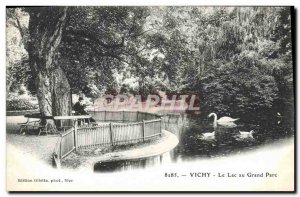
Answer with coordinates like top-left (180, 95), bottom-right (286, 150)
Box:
top-left (27, 7), bottom-right (71, 130)
top-left (52, 67), bottom-right (71, 116)
top-left (36, 67), bottom-right (72, 128)
top-left (6, 74), bottom-right (13, 96)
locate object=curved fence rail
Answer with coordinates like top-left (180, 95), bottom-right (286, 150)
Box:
top-left (77, 123), bottom-right (111, 148)
top-left (53, 111), bottom-right (162, 167)
top-left (88, 111), bottom-right (161, 122)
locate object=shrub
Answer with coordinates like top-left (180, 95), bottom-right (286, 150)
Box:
top-left (6, 99), bottom-right (38, 111)
top-left (201, 53), bottom-right (278, 116)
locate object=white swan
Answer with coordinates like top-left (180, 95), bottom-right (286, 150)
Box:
top-left (208, 113), bottom-right (239, 127)
top-left (202, 131), bottom-right (215, 138)
top-left (198, 131), bottom-right (215, 140)
top-left (239, 130), bottom-right (254, 138)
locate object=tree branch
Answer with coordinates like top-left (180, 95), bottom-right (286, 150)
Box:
top-left (129, 28), bottom-right (158, 38)
top-left (45, 7), bottom-right (68, 68)
top-left (62, 35), bottom-right (129, 65)
top-left (102, 52), bottom-right (130, 64)
top-left (15, 16), bottom-right (25, 38)
top-left (64, 29), bottom-right (125, 49)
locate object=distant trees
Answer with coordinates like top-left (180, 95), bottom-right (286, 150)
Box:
top-left (146, 7), bottom-right (293, 117)
top-left (6, 8), bottom-right (29, 95)
top-left (196, 7), bottom-right (293, 116)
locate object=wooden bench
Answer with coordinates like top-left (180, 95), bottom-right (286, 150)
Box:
top-left (19, 113), bottom-right (53, 135)
top-left (18, 118), bottom-right (41, 134)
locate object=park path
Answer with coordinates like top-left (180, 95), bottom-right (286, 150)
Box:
top-left (6, 116), bottom-right (59, 166)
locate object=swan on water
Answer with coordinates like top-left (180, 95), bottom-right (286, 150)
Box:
top-left (198, 131), bottom-right (215, 140)
top-left (208, 113), bottom-right (239, 127)
top-left (238, 130), bottom-right (254, 138)
top-left (202, 131), bottom-right (215, 137)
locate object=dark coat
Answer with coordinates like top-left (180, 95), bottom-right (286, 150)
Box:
top-left (73, 102), bottom-right (87, 115)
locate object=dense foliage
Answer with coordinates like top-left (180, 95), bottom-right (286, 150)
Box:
top-left (6, 7), bottom-right (293, 118)
top-left (7, 99), bottom-right (38, 111)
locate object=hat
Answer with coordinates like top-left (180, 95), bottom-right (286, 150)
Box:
top-left (79, 97), bottom-right (84, 101)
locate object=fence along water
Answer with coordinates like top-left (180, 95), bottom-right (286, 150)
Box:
top-left (53, 111), bottom-right (163, 164)
top-left (88, 111), bottom-right (161, 122)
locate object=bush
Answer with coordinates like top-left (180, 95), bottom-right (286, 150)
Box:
top-left (201, 53), bottom-right (278, 116)
top-left (6, 99), bottom-right (38, 111)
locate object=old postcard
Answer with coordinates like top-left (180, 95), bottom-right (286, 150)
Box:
top-left (6, 6), bottom-right (295, 192)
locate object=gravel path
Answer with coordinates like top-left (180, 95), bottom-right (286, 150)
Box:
top-left (6, 116), bottom-right (59, 165)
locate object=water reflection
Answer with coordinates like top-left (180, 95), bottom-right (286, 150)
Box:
top-left (94, 152), bottom-right (171, 173)
top-left (94, 113), bottom-right (294, 172)
top-left (165, 113), bottom-right (294, 162)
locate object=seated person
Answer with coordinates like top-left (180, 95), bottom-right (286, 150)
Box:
top-left (73, 97), bottom-right (96, 123)
top-left (73, 97), bottom-right (88, 115)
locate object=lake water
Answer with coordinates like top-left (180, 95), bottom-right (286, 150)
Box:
top-left (94, 113), bottom-right (294, 172)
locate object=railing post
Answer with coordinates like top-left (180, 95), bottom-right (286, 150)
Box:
top-left (59, 136), bottom-right (62, 159)
top-left (160, 117), bottom-right (163, 136)
top-left (104, 110), bottom-right (106, 121)
top-left (123, 110), bottom-right (125, 122)
top-left (137, 111), bottom-right (139, 121)
top-left (142, 120), bottom-right (145, 142)
top-left (59, 119), bottom-right (62, 131)
top-left (109, 122), bottom-right (114, 146)
top-left (74, 119), bottom-right (78, 151)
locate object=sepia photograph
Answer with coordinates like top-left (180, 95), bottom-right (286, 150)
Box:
top-left (5, 5), bottom-right (295, 192)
